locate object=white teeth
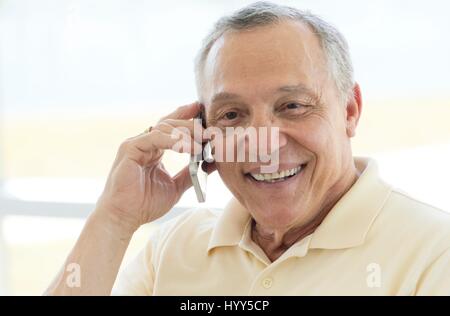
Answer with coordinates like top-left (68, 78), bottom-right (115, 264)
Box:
top-left (252, 174), bottom-right (264, 181)
top-left (250, 165), bottom-right (303, 182)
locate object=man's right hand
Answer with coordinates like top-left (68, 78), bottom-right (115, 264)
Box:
top-left (94, 102), bottom-right (211, 237)
top-left (45, 102), bottom-right (216, 296)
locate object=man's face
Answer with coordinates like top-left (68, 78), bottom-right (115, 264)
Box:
top-left (202, 21), bottom-right (358, 231)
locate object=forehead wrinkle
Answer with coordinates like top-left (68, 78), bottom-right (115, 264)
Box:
top-left (203, 22), bottom-right (330, 109)
top-left (277, 83), bottom-right (323, 102)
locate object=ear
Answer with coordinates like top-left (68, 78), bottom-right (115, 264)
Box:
top-left (345, 83), bottom-right (362, 138)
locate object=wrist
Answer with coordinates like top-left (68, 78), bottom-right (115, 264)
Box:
top-left (90, 206), bottom-right (138, 241)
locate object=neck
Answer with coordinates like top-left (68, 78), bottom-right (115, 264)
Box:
top-left (252, 163), bottom-right (360, 262)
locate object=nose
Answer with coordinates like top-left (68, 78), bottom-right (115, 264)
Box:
top-left (243, 109), bottom-right (288, 161)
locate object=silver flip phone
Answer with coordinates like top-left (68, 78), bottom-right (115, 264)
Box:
top-left (189, 109), bottom-right (212, 203)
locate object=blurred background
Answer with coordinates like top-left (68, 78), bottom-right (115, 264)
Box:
top-left (0, 0), bottom-right (449, 295)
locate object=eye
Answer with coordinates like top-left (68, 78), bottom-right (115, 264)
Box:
top-left (214, 108), bottom-right (245, 127)
top-left (285, 102), bottom-right (302, 110)
top-left (277, 101), bottom-right (311, 118)
top-left (224, 111), bottom-right (238, 120)
top-left (280, 102), bottom-right (311, 114)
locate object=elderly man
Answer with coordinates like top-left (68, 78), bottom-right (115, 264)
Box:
top-left (46, 2), bottom-right (450, 295)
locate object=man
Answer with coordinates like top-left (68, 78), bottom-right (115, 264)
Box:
top-left (46, 2), bottom-right (450, 295)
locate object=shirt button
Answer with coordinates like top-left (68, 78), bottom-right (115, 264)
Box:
top-left (262, 277), bottom-right (273, 289)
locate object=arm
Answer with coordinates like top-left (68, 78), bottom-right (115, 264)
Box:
top-left (44, 211), bottom-right (133, 295)
top-left (44, 102), bottom-right (208, 295)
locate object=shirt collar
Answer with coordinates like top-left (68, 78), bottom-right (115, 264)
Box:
top-left (207, 157), bottom-right (392, 254)
top-left (207, 197), bottom-right (251, 252)
top-left (309, 157), bottom-right (392, 249)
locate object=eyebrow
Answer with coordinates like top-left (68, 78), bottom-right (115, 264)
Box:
top-left (277, 84), bottom-right (321, 101)
top-left (211, 91), bottom-right (241, 104)
top-left (209, 83), bottom-right (321, 111)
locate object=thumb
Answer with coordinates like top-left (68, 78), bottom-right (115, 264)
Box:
top-left (174, 161), bottom-right (217, 195)
top-left (173, 165), bottom-right (193, 194)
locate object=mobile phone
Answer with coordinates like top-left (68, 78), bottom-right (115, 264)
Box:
top-left (189, 109), bottom-right (212, 203)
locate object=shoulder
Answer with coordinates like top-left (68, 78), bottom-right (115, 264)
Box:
top-left (375, 187), bottom-right (450, 252)
top-left (149, 207), bottom-right (221, 256)
top-left (156, 207), bottom-right (221, 239)
top-left (384, 188), bottom-right (450, 229)
top-left (112, 208), bottom-right (220, 295)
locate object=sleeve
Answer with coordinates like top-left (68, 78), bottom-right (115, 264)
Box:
top-left (414, 247), bottom-right (450, 296)
top-left (111, 230), bottom-right (159, 296)
top-left (111, 209), bottom-right (198, 295)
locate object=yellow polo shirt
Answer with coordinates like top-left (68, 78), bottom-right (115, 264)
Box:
top-left (112, 157), bottom-right (450, 295)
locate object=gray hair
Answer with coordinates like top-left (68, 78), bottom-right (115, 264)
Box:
top-left (194, 1), bottom-right (354, 103)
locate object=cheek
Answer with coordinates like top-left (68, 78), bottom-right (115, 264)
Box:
top-left (294, 117), bottom-right (349, 185)
top-left (288, 117), bottom-right (334, 155)
top-left (216, 163), bottom-right (240, 185)
top-left (216, 163), bottom-right (249, 202)
top-left (215, 163), bottom-right (227, 178)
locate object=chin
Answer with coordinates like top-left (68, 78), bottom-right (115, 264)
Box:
top-left (249, 203), bottom-right (303, 230)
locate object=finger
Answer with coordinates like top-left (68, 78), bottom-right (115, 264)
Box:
top-left (119, 132), bottom-right (169, 164)
top-left (132, 128), bottom-right (202, 156)
top-left (151, 125), bottom-right (204, 154)
top-left (156, 120), bottom-right (209, 142)
top-left (119, 130), bottom-right (186, 166)
top-left (159, 102), bottom-right (201, 121)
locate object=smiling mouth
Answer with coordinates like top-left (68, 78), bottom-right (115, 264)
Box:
top-left (245, 164), bottom-right (307, 183)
